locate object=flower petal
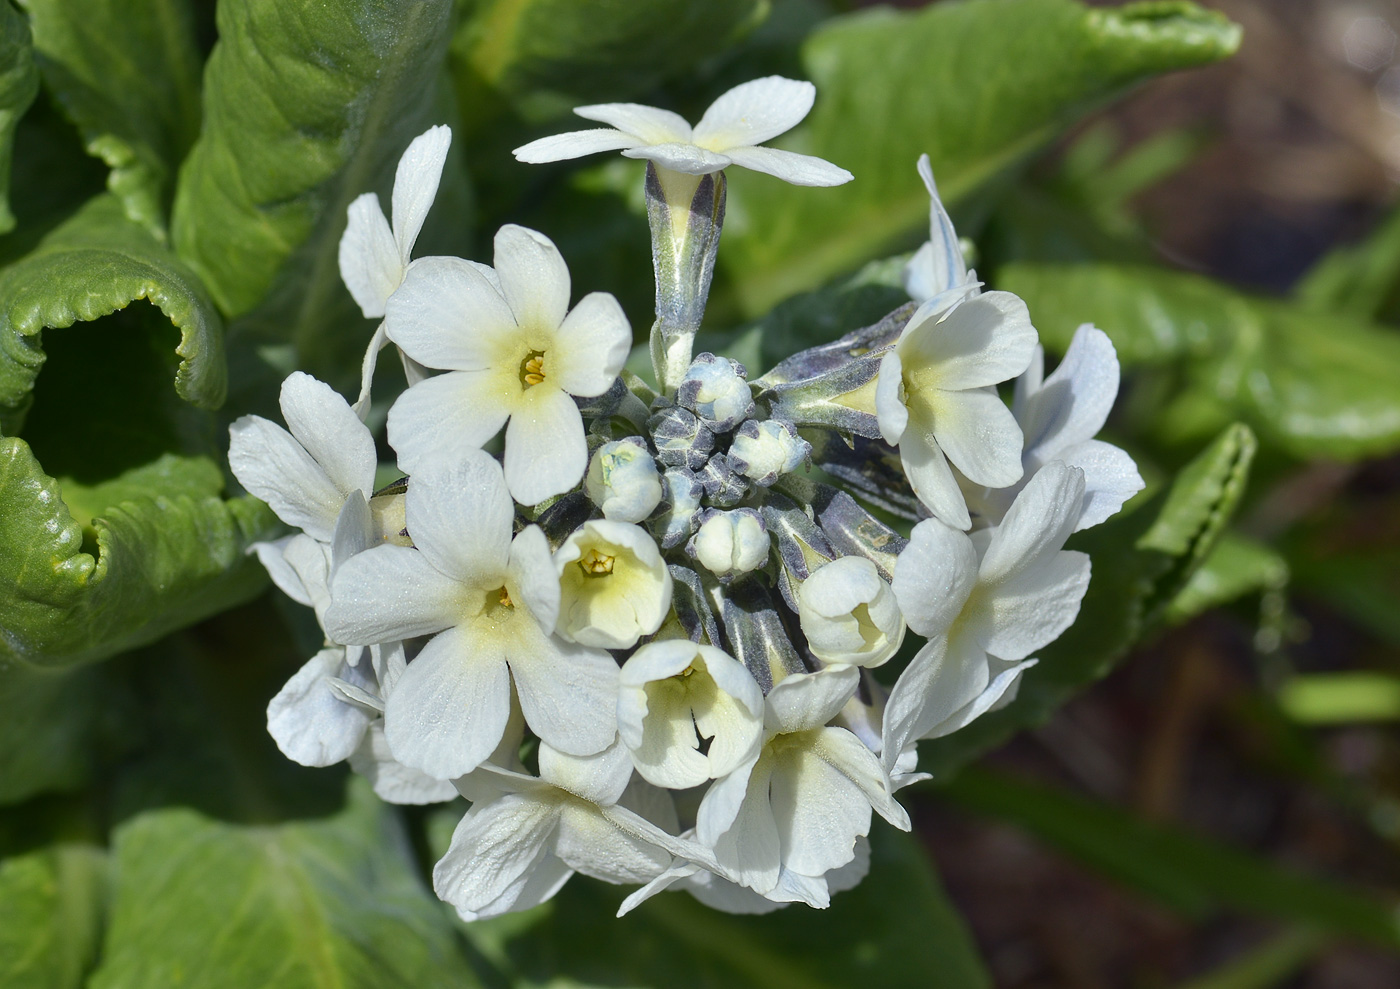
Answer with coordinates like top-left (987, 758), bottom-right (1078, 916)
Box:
top-left (552, 292), bottom-right (631, 397)
top-left (898, 422), bottom-right (970, 530)
top-left (692, 76), bottom-right (814, 150)
top-left (508, 628), bottom-right (619, 757)
top-left (250, 536), bottom-right (312, 607)
top-left (880, 635), bottom-right (989, 772)
top-left (338, 192), bottom-right (400, 318)
top-left (384, 624), bottom-right (513, 779)
top-left (812, 727), bottom-right (909, 831)
top-left (384, 255), bottom-right (517, 371)
top-left (1020, 324), bottom-right (1119, 459)
top-left (386, 370), bottom-right (513, 475)
top-left (503, 387), bottom-right (587, 505)
top-left (405, 447), bottom-right (514, 583)
top-left (390, 125), bottom-right (451, 264)
top-left (698, 759), bottom-right (781, 893)
top-left (722, 146), bottom-right (852, 186)
top-left (509, 524), bottom-right (561, 633)
top-left (926, 386), bottom-right (1025, 490)
top-left (764, 666), bottom-right (859, 735)
top-left (1058, 438), bottom-right (1144, 531)
top-left (899, 291), bottom-right (1037, 391)
top-left (494, 224), bottom-right (571, 335)
top-left (875, 349), bottom-right (908, 445)
top-left (228, 415), bottom-right (341, 541)
top-left (349, 722), bottom-right (458, 804)
top-left (278, 372), bottom-right (376, 500)
top-left (538, 737), bottom-right (634, 806)
top-left (267, 648), bottom-right (372, 767)
top-left (513, 128), bottom-right (645, 163)
top-left (978, 461), bottom-right (1085, 586)
top-left (769, 744), bottom-right (871, 877)
top-left (892, 517), bottom-right (978, 638)
top-left (622, 143), bottom-right (730, 175)
top-left (554, 802), bottom-right (671, 884)
top-left (977, 551), bottom-right (1090, 661)
top-left (573, 103), bottom-right (692, 143)
top-left (324, 544), bottom-right (465, 645)
top-left (432, 792), bottom-right (560, 913)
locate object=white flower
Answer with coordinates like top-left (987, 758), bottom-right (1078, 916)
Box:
top-left (695, 667), bottom-right (909, 905)
top-left (874, 292), bottom-right (1037, 529)
top-left (881, 462), bottom-right (1092, 770)
top-left (585, 438), bottom-right (663, 523)
top-left (513, 76), bottom-right (852, 187)
top-left (323, 449), bottom-right (620, 779)
top-left (797, 556), bottom-right (905, 668)
top-left (339, 125), bottom-right (451, 320)
top-left (689, 508), bottom-right (768, 578)
top-left (554, 520), bottom-right (673, 650)
top-left (728, 419), bottom-right (809, 486)
top-left (229, 372), bottom-right (376, 543)
top-left (433, 738), bottom-right (697, 919)
top-left (964, 324), bottom-right (1145, 531)
top-left (903, 154), bottom-right (981, 313)
top-left (384, 224), bottom-right (631, 505)
top-left (617, 641), bottom-right (764, 790)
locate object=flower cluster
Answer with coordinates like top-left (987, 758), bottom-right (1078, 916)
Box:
top-left (232, 78), bottom-right (1143, 919)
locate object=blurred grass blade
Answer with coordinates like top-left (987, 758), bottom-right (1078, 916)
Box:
top-left (1174, 927), bottom-right (1329, 989)
top-left (943, 767), bottom-right (1400, 948)
top-left (1279, 673), bottom-right (1400, 725)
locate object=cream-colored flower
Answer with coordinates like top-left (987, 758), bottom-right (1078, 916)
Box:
top-left (554, 520), bottom-right (673, 650)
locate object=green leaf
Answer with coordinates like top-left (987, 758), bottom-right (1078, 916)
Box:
top-left (0, 441), bottom-right (277, 669)
top-left (18, 0), bottom-right (202, 235)
top-left (0, 194), bottom-right (225, 432)
top-left (466, 825), bottom-right (991, 989)
top-left (170, 0), bottom-right (456, 381)
top-left (1000, 262), bottom-right (1400, 460)
top-left (918, 423), bottom-right (1256, 778)
top-left (721, 0), bottom-right (1240, 316)
top-left (1295, 205), bottom-right (1400, 322)
top-left (1174, 928), bottom-right (1329, 989)
top-left (1164, 530), bottom-right (1288, 626)
top-left (942, 767), bottom-right (1400, 949)
top-left (1278, 673), bottom-right (1400, 725)
top-left (0, 1), bottom-right (39, 235)
top-left (87, 777), bottom-right (479, 989)
top-left (0, 843), bottom-right (106, 988)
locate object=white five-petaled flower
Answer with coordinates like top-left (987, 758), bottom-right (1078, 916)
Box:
top-left (881, 462), bottom-right (1093, 771)
top-left (384, 224), bottom-right (631, 505)
top-left (963, 324), bottom-right (1145, 531)
top-left (513, 76), bottom-right (852, 187)
top-left (554, 520), bottom-right (673, 650)
top-left (617, 641), bottom-right (764, 790)
top-left (874, 292), bottom-right (1038, 529)
top-left (903, 153), bottom-right (981, 313)
top-left (323, 449), bottom-right (620, 780)
top-left (797, 556), bottom-right (905, 668)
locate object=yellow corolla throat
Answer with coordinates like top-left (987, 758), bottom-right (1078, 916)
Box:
top-left (520, 349), bottom-right (547, 388)
top-left (577, 548), bottom-right (616, 577)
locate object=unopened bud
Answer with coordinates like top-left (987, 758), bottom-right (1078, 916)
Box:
top-left (648, 405), bottom-right (713, 470)
top-left (797, 556), bottom-right (905, 668)
top-left (677, 353), bottom-right (753, 432)
top-left (697, 452), bottom-right (749, 507)
top-left (729, 419), bottom-right (810, 486)
top-left (586, 438), bottom-right (663, 523)
top-left (653, 468), bottom-right (704, 549)
top-left (689, 508), bottom-right (768, 579)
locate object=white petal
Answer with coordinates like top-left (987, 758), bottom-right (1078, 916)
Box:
top-left (1058, 439), bottom-right (1144, 531)
top-left (284, 533), bottom-right (331, 618)
top-left (405, 448), bottom-right (514, 583)
top-left (384, 256), bottom-right (517, 371)
top-left (928, 387), bottom-right (1025, 490)
top-left (323, 544), bottom-right (464, 645)
top-left (386, 370), bottom-right (512, 475)
top-left (700, 760), bottom-right (781, 894)
top-left (462, 852), bottom-right (574, 921)
top-left (880, 635), bottom-right (988, 771)
top-left (875, 349), bottom-right (908, 445)
top-left (352, 321), bottom-right (389, 418)
top-left (722, 145), bottom-right (852, 186)
top-left (978, 461), bottom-right (1085, 585)
top-left (552, 292), bottom-right (631, 397)
top-left (1013, 344), bottom-right (1046, 416)
top-left (898, 424), bottom-right (970, 530)
top-left (811, 727), bottom-right (909, 831)
top-left (494, 224), bottom-right (571, 334)
top-left (509, 525), bottom-right (561, 633)
top-left (573, 103), bottom-right (692, 143)
top-left (555, 804), bottom-right (671, 884)
top-left (622, 143), bottom-right (730, 175)
top-left (692, 76), bottom-right (814, 150)
top-left (509, 630), bottom-right (619, 757)
top-left (900, 292), bottom-right (1037, 391)
top-left (978, 551), bottom-right (1090, 661)
top-left (384, 625), bottom-right (513, 779)
top-left (227, 415), bottom-right (341, 541)
top-left (338, 192), bottom-right (400, 318)
top-left (433, 793), bottom-right (560, 913)
top-left (513, 128), bottom-right (644, 163)
top-left (278, 372), bottom-right (376, 499)
top-left (764, 666), bottom-right (859, 735)
top-left (924, 658), bottom-right (1037, 741)
top-left (903, 154), bottom-right (968, 304)
top-left (539, 737), bottom-right (633, 806)
top-left (893, 517), bottom-right (978, 638)
top-left (503, 387), bottom-right (587, 505)
top-left (267, 648), bottom-right (372, 767)
top-left (1021, 324), bottom-right (1119, 459)
top-left (349, 722), bottom-right (458, 804)
top-left (390, 125), bottom-right (451, 264)
top-left (329, 490), bottom-right (372, 579)
top-left (769, 745), bottom-right (871, 877)
top-left (251, 536), bottom-right (312, 606)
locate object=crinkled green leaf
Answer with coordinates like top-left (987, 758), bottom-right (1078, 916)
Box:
top-left (171, 0), bottom-right (455, 382)
top-left (0, 843), bottom-right (106, 988)
top-left (462, 825), bottom-right (990, 989)
top-left (1000, 261), bottom-right (1400, 460)
top-left (17, 0), bottom-right (202, 236)
top-left (0, 2), bottom-right (39, 235)
top-left (1164, 530), bottom-right (1288, 625)
top-left (0, 441), bottom-right (276, 669)
top-left (943, 767), bottom-right (1400, 949)
top-left (918, 423), bottom-right (1256, 778)
top-left (87, 777), bottom-right (478, 989)
top-left (1296, 204), bottom-right (1400, 322)
top-left (721, 0), bottom-right (1241, 315)
top-left (0, 194), bottom-right (224, 432)
top-left (453, 0), bottom-right (768, 126)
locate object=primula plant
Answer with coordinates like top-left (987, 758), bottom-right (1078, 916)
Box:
top-left (6, 0), bottom-right (1400, 985)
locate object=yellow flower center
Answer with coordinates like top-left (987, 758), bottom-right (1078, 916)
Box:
top-left (520, 350), bottom-right (547, 388)
top-left (578, 548), bottom-right (615, 577)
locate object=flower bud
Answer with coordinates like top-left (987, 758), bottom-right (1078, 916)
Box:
top-left (688, 508), bottom-right (768, 578)
top-left (696, 452), bottom-right (749, 507)
top-left (797, 556), bottom-right (905, 668)
top-left (554, 520), bottom-right (673, 650)
top-left (677, 352), bottom-right (753, 432)
top-left (653, 468), bottom-right (703, 549)
top-left (728, 419), bottom-right (810, 486)
top-left (585, 437), bottom-right (663, 523)
top-left (648, 405), bottom-right (713, 470)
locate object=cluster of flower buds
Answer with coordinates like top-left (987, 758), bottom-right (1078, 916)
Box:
top-left (233, 77), bottom-right (1144, 920)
